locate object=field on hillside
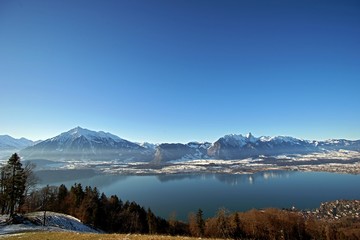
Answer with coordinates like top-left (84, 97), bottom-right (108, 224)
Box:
top-left (0, 232), bottom-right (223, 240)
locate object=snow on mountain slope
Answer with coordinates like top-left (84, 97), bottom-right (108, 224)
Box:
top-left (221, 134), bottom-right (248, 147)
top-left (207, 133), bottom-right (358, 160)
top-left (139, 142), bottom-right (158, 150)
top-left (20, 127), bottom-right (153, 162)
top-left (260, 136), bottom-right (303, 144)
top-left (220, 133), bottom-right (261, 147)
top-left (50, 126), bottom-right (126, 144)
top-left (0, 135), bottom-right (34, 150)
top-left (6, 127), bottom-right (358, 163)
top-left (221, 133), bottom-right (301, 146)
top-left (151, 132), bottom-right (360, 163)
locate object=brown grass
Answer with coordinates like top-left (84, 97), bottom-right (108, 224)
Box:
top-left (0, 232), bottom-right (222, 240)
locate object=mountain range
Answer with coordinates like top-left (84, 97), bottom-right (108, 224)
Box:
top-left (1, 127), bottom-right (360, 163)
top-left (0, 135), bottom-right (35, 151)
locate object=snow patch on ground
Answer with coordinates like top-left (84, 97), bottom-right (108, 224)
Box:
top-left (0, 211), bottom-right (99, 235)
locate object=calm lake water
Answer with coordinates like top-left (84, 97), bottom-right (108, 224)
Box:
top-left (37, 170), bottom-right (360, 220)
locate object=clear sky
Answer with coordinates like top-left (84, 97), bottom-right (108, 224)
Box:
top-left (0, 0), bottom-right (359, 143)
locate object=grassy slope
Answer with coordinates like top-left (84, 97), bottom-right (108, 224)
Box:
top-left (1, 232), bottom-right (222, 240)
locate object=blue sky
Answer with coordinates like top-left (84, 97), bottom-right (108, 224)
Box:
top-left (1, 0), bottom-right (359, 143)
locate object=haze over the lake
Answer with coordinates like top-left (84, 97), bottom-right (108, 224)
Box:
top-left (1, 0), bottom-right (359, 143)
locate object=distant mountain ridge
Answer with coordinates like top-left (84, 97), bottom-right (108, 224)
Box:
top-left (1, 127), bottom-right (359, 163)
top-left (207, 133), bottom-right (314, 159)
top-left (155, 133), bottom-right (360, 162)
top-left (206, 133), bottom-right (360, 160)
top-left (154, 142), bottom-right (211, 163)
top-left (0, 135), bottom-right (35, 151)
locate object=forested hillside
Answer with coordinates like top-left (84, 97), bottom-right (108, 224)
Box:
top-left (21, 183), bottom-right (360, 239)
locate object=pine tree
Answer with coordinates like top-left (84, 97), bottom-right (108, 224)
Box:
top-left (196, 208), bottom-right (205, 237)
top-left (79, 186), bottom-right (100, 225)
top-left (3, 153), bottom-right (27, 216)
top-left (56, 184), bottom-right (68, 213)
top-left (68, 183), bottom-right (84, 216)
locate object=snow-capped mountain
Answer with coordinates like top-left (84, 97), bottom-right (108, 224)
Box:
top-left (51, 126), bottom-right (126, 144)
top-left (21, 127), bottom-right (152, 161)
top-left (207, 133), bottom-right (317, 160)
top-left (13, 128), bottom-right (360, 163)
top-left (316, 139), bottom-right (360, 151)
top-left (207, 133), bottom-right (360, 160)
top-left (154, 133), bottom-right (360, 162)
top-left (0, 135), bottom-right (34, 151)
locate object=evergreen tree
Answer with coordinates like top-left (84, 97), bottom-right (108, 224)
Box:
top-left (196, 208), bottom-right (205, 237)
top-left (3, 153), bottom-right (27, 216)
top-left (68, 183), bottom-right (84, 216)
top-left (56, 184), bottom-right (68, 213)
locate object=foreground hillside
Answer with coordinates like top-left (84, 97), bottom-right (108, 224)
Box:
top-left (0, 212), bottom-right (98, 235)
top-left (0, 232), bottom-right (222, 240)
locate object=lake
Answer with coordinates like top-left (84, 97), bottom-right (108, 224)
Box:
top-left (37, 170), bottom-right (360, 220)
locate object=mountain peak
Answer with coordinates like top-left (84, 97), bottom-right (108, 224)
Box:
top-left (72, 126), bottom-right (84, 131)
top-left (68, 126), bottom-right (93, 137)
top-left (246, 132), bottom-right (258, 143)
top-left (50, 127), bottom-right (126, 144)
top-left (223, 133), bottom-right (259, 142)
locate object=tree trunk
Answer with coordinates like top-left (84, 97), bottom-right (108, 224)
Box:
top-left (43, 210), bottom-right (46, 226)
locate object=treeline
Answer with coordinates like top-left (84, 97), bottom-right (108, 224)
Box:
top-left (23, 184), bottom-right (360, 239)
top-left (22, 183), bottom-right (188, 235)
top-left (190, 208), bottom-right (360, 240)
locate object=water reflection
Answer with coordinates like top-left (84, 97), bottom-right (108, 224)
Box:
top-left (156, 174), bottom-right (207, 182)
top-left (156, 170), bottom-right (293, 185)
top-left (214, 170), bottom-right (292, 185)
top-left (36, 170), bottom-right (129, 189)
top-left (38, 169), bottom-right (294, 188)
